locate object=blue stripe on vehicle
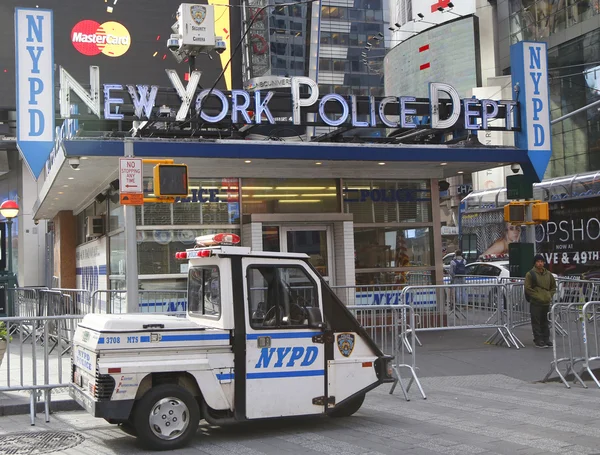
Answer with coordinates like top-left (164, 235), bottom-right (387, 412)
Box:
top-left (140, 336), bottom-right (150, 343)
top-left (247, 370), bottom-right (325, 379)
top-left (153, 334), bottom-right (229, 342)
top-left (98, 338), bottom-right (104, 344)
top-left (216, 373), bottom-right (234, 381)
top-left (246, 332), bottom-right (321, 340)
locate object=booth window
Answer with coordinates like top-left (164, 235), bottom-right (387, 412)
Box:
top-left (247, 265), bottom-right (317, 329)
top-left (188, 266), bottom-right (221, 318)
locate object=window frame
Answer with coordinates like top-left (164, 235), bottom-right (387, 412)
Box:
top-left (246, 264), bottom-right (319, 330)
top-left (188, 265), bottom-right (222, 319)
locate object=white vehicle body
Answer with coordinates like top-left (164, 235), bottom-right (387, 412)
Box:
top-left (70, 243), bottom-right (393, 450)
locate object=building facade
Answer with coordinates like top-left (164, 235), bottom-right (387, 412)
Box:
top-left (497, 0), bottom-right (600, 177)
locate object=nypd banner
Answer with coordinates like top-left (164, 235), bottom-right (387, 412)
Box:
top-left (510, 41), bottom-right (552, 183)
top-left (15, 8), bottom-right (55, 178)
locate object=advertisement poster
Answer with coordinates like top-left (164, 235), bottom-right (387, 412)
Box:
top-left (461, 199), bottom-right (600, 277)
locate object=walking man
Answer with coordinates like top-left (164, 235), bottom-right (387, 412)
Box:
top-left (525, 254), bottom-right (556, 348)
top-left (449, 250), bottom-right (467, 307)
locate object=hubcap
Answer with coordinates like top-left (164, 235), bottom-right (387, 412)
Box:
top-left (148, 397), bottom-right (190, 441)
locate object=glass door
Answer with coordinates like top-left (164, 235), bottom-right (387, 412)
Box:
top-left (280, 226), bottom-right (334, 283)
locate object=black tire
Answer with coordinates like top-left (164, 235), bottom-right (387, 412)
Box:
top-left (328, 393), bottom-right (365, 418)
top-left (132, 384), bottom-right (200, 451)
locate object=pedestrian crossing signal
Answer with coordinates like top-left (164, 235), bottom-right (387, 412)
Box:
top-left (153, 164), bottom-right (189, 197)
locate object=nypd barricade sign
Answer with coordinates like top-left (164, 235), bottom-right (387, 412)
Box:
top-left (15, 8), bottom-right (55, 178)
top-left (511, 41), bottom-right (552, 182)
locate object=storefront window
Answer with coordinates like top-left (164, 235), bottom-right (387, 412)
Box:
top-left (242, 178), bottom-right (339, 214)
top-left (109, 231), bottom-right (126, 277)
top-left (139, 178), bottom-right (240, 226)
top-left (108, 193), bottom-right (123, 232)
top-left (354, 227), bottom-right (433, 269)
top-left (137, 228), bottom-right (241, 275)
top-left (343, 180), bottom-right (431, 223)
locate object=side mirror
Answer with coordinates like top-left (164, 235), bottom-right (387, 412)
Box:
top-left (306, 307), bottom-right (326, 329)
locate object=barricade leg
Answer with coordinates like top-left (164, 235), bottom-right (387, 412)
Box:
top-left (29, 391), bottom-right (36, 426)
top-left (45, 389), bottom-right (51, 422)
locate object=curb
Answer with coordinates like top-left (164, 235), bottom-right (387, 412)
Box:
top-left (0, 399), bottom-right (83, 417)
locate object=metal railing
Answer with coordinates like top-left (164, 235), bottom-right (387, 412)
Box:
top-left (1, 315), bottom-right (81, 425)
top-left (543, 301), bottom-right (600, 389)
top-left (347, 304), bottom-right (426, 401)
top-left (91, 290), bottom-right (188, 314)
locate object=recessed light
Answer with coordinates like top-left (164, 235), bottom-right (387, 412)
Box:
top-left (81, 157), bottom-right (89, 160)
top-left (315, 162), bottom-right (322, 165)
top-left (457, 171), bottom-right (464, 174)
top-left (58, 192), bottom-right (64, 195)
top-left (244, 160), bottom-right (252, 163)
top-left (378, 162), bottom-right (386, 166)
top-left (54, 197), bottom-right (59, 200)
top-left (440, 162), bottom-right (448, 166)
top-left (68, 177), bottom-right (74, 180)
top-left (63, 185), bottom-right (69, 188)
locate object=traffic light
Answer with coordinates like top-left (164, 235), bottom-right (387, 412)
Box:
top-left (153, 164), bottom-right (189, 197)
top-left (504, 202), bottom-right (526, 223)
top-left (532, 202), bottom-right (549, 222)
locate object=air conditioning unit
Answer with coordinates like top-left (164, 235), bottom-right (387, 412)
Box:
top-left (86, 216), bottom-right (105, 239)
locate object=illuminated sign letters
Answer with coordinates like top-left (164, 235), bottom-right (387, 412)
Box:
top-left (58, 65), bottom-right (519, 132)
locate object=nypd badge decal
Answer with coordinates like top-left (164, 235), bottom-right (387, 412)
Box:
top-left (337, 333), bottom-right (355, 357)
top-left (190, 5), bottom-right (207, 25)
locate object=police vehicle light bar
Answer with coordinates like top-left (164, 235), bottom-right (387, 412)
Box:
top-left (195, 233), bottom-right (241, 246)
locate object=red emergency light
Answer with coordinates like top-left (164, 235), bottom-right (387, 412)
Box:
top-left (195, 233), bottom-right (241, 247)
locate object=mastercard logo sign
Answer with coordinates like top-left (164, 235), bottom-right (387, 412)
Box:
top-left (71, 20), bottom-right (131, 57)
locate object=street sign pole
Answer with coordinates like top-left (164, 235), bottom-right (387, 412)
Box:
top-left (123, 140), bottom-right (140, 313)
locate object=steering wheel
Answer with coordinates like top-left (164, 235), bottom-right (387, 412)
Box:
top-left (263, 303), bottom-right (308, 326)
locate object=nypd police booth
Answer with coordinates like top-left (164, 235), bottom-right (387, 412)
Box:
top-left (14, 7), bottom-right (552, 304)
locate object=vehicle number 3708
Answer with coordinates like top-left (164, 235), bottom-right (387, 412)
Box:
top-left (105, 337), bottom-right (121, 344)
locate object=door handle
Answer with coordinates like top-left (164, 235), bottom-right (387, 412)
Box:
top-left (257, 336), bottom-right (271, 348)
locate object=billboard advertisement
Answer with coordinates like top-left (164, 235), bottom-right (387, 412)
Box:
top-left (384, 16), bottom-right (480, 99)
top-left (1, 0), bottom-right (240, 110)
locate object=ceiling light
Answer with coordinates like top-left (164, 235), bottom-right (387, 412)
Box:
top-left (244, 160), bottom-right (252, 163)
top-left (457, 171), bottom-right (464, 174)
top-left (68, 177), bottom-right (74, 180)
top-left (251, 194), bottom-right (299, 198)
top-left (300, 193), bottom-right (336, 197)
top-left (279, 200), bottom-right (321, 203)
top-left (315, 162), bottom-right (322, 165)
top-left (63, 185), bottom-right (68, 188)
top-left (440, 162), bottom-right (448, 166)
top-left (378, 162), bottom-right (386, 165)
top-left (58, 192), bottom-right (64, 195)
top-left (54, 197), bottom-right (59, 200)
top-left (81, 157), bottom-right (89, 160)
top-left (275, 187), bottom-right (326, 190)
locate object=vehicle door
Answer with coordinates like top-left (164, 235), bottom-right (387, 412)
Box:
top-left (243, 258), bottom-right (326, 419)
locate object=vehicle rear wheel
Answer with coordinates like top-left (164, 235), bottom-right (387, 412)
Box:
top-left (132, 384), bottom-right (200, 450)
top-left (328, 393), bottom-right (365, 418)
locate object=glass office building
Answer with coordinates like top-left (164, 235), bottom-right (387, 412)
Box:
top-left (498, 0), bottom-right (600, 177)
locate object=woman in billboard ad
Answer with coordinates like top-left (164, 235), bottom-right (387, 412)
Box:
top-left (482, 222), bottom-right (522, 256)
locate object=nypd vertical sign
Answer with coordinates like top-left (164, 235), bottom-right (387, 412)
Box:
top-left (15, 8), bottom-right (55, 178)
top-left (511, 41), bottom-right (552, 183)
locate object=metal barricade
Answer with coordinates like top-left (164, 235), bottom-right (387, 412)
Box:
top-left (52, 288), bottom-right (92, 315)
top-left (401, 283), bottom-right (521, 348)
top-left (1, 315), bottom-right (81, 425)
top-left (90, 289), bottom-right (187, 314)
top-left (347, 304), bottom-right (426, 401)
top-left (331, 284), bottom-right (404, 307)
top-left (544, 300), bottom-right (600, 389)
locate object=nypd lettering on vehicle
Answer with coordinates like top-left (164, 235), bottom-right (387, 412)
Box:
top-left (255, 346), bottom-right (319, 369)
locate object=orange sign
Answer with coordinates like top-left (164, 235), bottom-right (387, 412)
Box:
top-left (120, 193), bottom-right (144, 205)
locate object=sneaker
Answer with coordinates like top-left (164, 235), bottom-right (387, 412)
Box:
top-left (544, 341), bottom-right (553, 348)
top-left (534, 341), bottom-right (547, 348)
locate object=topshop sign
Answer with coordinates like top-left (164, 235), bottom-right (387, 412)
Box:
top-left (56, 66), bottom-right (519, 132)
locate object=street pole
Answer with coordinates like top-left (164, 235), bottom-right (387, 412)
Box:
top-left (6, 219), bottom-right (12, 275)
top-left (123, 139), bottom-right (140, 313)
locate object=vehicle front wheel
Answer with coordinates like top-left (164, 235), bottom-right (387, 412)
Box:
top-left (132, 384), bottom-right (200, 451)
top-left (328, 393), bottom-right (365, 418)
